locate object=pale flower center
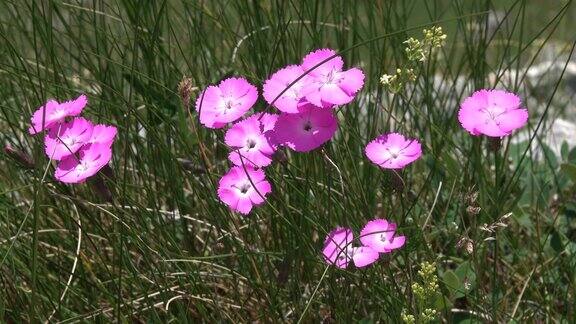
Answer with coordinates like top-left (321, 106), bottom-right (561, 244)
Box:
top-left (323, 69), bottom-right (341, 85)
top-left (238, 183), bottom-right (251, 194)
top-left (78, 162), bottom-right (90, 172)
top-left (62, 136), bottom-right (76, 147)
top-left (246, 138), bottom-right (257, 150)
top-left (387, 147), bottom-right (401, 159)
top-left (379, 233), bottom-right (390, 243)
top-left (483, 102), bottom-right (506, 120)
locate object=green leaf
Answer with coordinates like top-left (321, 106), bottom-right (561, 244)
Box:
top-left (550, 230), bottom-right (564, 253)
top-left (541, 143), bottom-right (558, 170)
top-left (442, 270), bottom-right (460, 297)
top-left (560, 163), bottom-right (576, 183)
top-left (561, 141), bottom-right (569, 160)
top-left (569, 147), bottom-right (576, 163)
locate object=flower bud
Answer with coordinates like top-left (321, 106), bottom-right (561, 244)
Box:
top-left (178, 77), bottom-right (195, 109)
top-left (4, 145), bottom-right (35, 169)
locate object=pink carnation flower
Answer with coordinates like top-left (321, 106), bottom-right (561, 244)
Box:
top-left (29, 94), bottom-right (88, 134)
top-left (44, 117), bottom-right (94, 160)
top-left (365, 133), bottom-right (422, 169)
top-left (217, 166), bottom-right (272, 215)
top-left (300, 48), bottom-right (365, 108)
top-left (225, 113), bottom-right (278, 168)
top-left (270, 104), bottom-right (338, 152)
top-left (322, 227), bottom-right (379, 269)
top-left (89, 124), bottom-right (118, 146)
top-left (263, 65), bottom-right (310, 113)
top-left (195, 77), bottom-right (258, 129)
top-left (54, 143), bottom-right (112, 183)
top-left (360, 219), bottom-right (406, 253)
top-left (458, 89), bottom-right (529, 137)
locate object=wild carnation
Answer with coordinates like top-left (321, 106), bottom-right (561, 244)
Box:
top-left (225, 113), bottom-right (278, 168)
top-left (458, 89), bottom-right (528, 137)
top-left (217, 166), bottom-right (272, 215)
top-left (270, 104), bottom-right (338, 152)
top-left (300, 48), bottom-right (365, 108)
top-left (365, 132), bottom-right (422, 169)
top-left (360, 219), bottom-right (406, 253)
top-left (195, 77), bottom-right (258, 129)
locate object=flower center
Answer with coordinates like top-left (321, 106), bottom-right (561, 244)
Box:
top-left (483, 103), bottom-right (506, 120)
top-left (63, 137), bottom-right (76, 147)
top-left (246, 138), bottom-right (257, 150)
top-left (78, 162), bottom-right (89, 172)
top-left (324, 69), bottom-right (340, 84)
top-left (387, 148), bottom-right (401, 159)
top-left (379, 233), bottom-right (389, 243)
top-left (238, 183), bottom-right (251, 194)
top-left (303, 121), bottom-right (312, 132)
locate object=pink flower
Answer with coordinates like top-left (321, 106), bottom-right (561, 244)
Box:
top-left (322, 227), bottom-right (379, 269)
top-left (225, 113), bottom-right (278, 168)
top-left (263, 65), bottom-right (310, 113)
top-left (89, 124), bottom-right (118, 146)
top-left (300, 48), bottom-right (365, 108)
top-left (29, 94), bottom-right (88, 134)
top-left (54, 143), bottom-right (112, 183)
top-left (217, 166), bottom-right (272, 215)
top-left (44, 117), bottom-right (94, 160)
top-left (270, 104), bottom-right (338, 152)
top-left (458, 89), bottom-right (529, 137)
top-left (195, 77), bottom-right (258, 129)
top-left (360, 219), bottom-right (406, 253)
top-left (365, 133), bottom-right (422, 169)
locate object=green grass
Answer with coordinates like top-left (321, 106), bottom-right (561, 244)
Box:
top-left (1, 0), bottom-right (575, 322)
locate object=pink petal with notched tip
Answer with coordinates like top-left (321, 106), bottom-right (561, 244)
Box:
top-left (301, 48), bottom-right (344, 76)
top-left (488, 90), bottom-right (521, 110)
top-left (352, 246), bottom-right (380, 267)
top-left (338, 68), bottom-right (365, 95)
top-left (29, 100), bottom-right (64, 134)
top-left (320, 84), bottom-right (353, 105)
top-left (496, 108), bottom-right (529, 134)
top-left (249, 181), bottom-right (272, 204)
top-left (90, 124), bottom-right (117, 146)
top-left (59, 94), bottom-right (88, 116)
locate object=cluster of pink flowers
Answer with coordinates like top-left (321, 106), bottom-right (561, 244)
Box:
top-left (323, 219), bottom-right (406, 269)
top-left (196, 48), bottom-right (365, 214)
top-left (29, 94), bottom-right (117, 183)
top-left (194, 44), bottom-right (530, 270)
